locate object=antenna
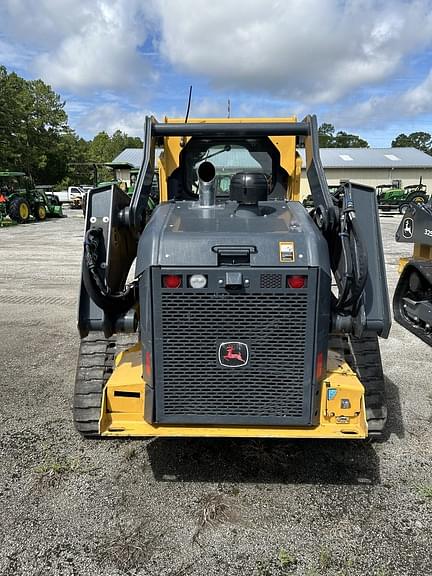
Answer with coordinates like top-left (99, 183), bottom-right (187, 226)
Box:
top-left (185, 85), bottom-right (192, 123)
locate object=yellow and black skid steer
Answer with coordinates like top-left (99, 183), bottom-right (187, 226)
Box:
top-left (393, 199), bottom-right (432, 347)
top-left (75, 115), bottom-right (391, 441)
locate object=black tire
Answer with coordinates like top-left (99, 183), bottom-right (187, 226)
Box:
top-left (406, 192), bottom-right (428, 205)
top-left (34, 203), bottom-right (47, 221)
top-left (73, 332), bottom-right (138, 438)
top-left (398, 202), bottom-right (409, 215)
top-left (329, 334), bottom-right (387, 440)
top-left (8, 197), bottom-right (31, 223)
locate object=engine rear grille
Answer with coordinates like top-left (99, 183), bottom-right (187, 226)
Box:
top-left (260, 273), bottom-right (282, 288)
top-left (153, 288), bottom-right (315, 426)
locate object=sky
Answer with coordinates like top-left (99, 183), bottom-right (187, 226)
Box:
top-left (1, 0), bottom-right (432, 147)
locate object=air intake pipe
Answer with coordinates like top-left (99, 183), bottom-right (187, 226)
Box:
top-left (198, 161), bottom-right (216, 207)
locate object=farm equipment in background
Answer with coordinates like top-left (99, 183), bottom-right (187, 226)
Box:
top-left (34, 186), bottom-right (64, 218)
top-left (75, 115), bottom-right (391, 442)
top-left (39, 191), bottom-right (64, 218)
top-left (377, 178), bottom-right (429, 214)
top-left (0, 171), bottom-right (64, 223)
top-left (302, 184), bottom-right (342, 208)
top-left (0, 171), bottom-right (47, 223)
top-left (0, 189), bottom-right (7, 225)
top-left (393, 198), bottom-right (432, 346)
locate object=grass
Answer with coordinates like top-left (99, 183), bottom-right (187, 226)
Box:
top-left (278, 548), bottom-right (297, 570)
top-left (35, 457), bottom-right (81, 476)
top-left (375, 569), bottom-right (391, 576)
top-left (34, 456), bottom-right (97, 483)
top-left (194, 492), bottom-right (233, 535)
top-left (417, 484), bottom-right (432, 500)
top-left (124, 446), bottom-right (137, 461)
top-left (319, 547), bottom-right (333, 570)
top-left (255, 549), bottom-right (297, 575)
top-left (101, 522), bottom-right (163, 573)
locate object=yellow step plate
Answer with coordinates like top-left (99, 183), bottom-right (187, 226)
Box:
top-left (99, 348), bottom-right (367, 439)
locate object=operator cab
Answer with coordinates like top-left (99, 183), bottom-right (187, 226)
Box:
top-left (167, 137), bottom-right (289, 201)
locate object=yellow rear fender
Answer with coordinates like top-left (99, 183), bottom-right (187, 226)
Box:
top-left (99, 347), bottom-right (367, 439)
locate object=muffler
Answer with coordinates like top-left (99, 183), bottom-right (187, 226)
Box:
top-left (198, 161), bottom-right (216, 207)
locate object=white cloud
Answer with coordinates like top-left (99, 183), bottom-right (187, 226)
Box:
top-left (189, 97), bottom-right (229, 118)
top-left (3, 0), bottom-right (432, 135)
top-left (1, 0), bottom-right (90, 49)
top-left (334, 67), bottom-right (432, 129)
top-left (155, 0), bottom-right (432, 104)
top-left (1, 0), bottom-right (156, 92)
top-left (402, 70), bottom-right (432, 116)
top-left (0, 37), bottom-right (35, 69)
top-left (76, 104), bottom-right (152, 137)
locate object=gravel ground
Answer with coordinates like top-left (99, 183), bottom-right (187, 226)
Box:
top-left (0, 209), bottom-right (431, 576)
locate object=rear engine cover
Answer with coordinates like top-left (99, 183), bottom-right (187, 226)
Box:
top-left (152, 267), bottom-right (320, 426)
top-left (137, 200), bottom-right (331, 427)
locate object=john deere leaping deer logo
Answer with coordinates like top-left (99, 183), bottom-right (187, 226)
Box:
top-left (403, 217), bottom-right (414, 239)
top-left (218, 342), bottom-right (249, 367)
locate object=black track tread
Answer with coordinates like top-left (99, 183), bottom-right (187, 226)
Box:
top-left (73, 332), bottom-right (138, 438)
top-left (8, 197), bottom-right (30, 223)
top-left (329, 333), bottom-right (387, 440)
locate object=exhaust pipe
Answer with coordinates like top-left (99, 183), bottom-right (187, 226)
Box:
top-left (198, 161), bottom-right (216, 207)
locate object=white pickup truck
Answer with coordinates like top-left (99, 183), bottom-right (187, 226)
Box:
top-left (52, 186), bottom-right (92, 204)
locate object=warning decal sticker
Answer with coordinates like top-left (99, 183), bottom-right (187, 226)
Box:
top-left (279, 241), bottom-right (295, 263)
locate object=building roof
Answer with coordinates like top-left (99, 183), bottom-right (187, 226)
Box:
top-left (106, 148), bottom-right (142, 168)
top-left (111, 146), bottom-right (432, 170)
top-left (298, 147), bottom-right (432, 168)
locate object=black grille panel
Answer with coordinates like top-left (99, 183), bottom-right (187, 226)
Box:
top-left (153, 285), bottom-right (316, 426)
top-left (260, 273), bottom-right (282, 288)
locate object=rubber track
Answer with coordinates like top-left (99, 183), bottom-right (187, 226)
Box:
top-left (329, 334), bottom-right (387, 440)
top-left (73, 332), bottom-right (137, 438)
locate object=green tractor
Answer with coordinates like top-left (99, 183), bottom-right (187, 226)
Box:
top-left (376, 179), bottom-right (429, 214)
top-left (0, 172), bottom-right (63, 224)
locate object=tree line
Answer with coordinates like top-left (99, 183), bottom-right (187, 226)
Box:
top-left (0, 66), bottom-right (142, 187)
top-left (1, 67), bottom-right (432, 187)
top-left (318, 122), bottom-right (432, 154)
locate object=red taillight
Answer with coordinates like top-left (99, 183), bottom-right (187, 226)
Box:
top-left (287, 275), bottom-right (307, 289)
top-left (163, 274), bottom-right (182, 288)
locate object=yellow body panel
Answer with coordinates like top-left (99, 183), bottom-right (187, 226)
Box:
top-left (99, 347), bottom-right (367, 439)
top-left (157, 116), bottom-right (301, 203)
top-left (398, 243), bottom-right (432, 273)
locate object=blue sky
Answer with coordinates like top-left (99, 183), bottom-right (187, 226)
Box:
top-left (2, 0), bottom-right (432, 147)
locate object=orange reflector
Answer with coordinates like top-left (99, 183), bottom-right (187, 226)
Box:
top-left (316, 351), bottom-right (324, 380)
top-left (145, 351), bottom-right (152, 378)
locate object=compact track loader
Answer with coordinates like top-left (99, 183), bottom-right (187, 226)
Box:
top-left (393, 199), bottom-right (432, 347)
top-left (75, 116), bottom-right (390, 441)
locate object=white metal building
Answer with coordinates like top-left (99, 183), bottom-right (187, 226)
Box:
top-left (298, 147), bottom-right (432, 197)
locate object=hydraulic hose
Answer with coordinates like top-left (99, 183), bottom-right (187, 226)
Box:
top-left (332, 183), bottom-right (368, 316)
top-left (345, 212), bottom-right (368, 312)
top-left (82, 227), bottom-right (136, 314)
